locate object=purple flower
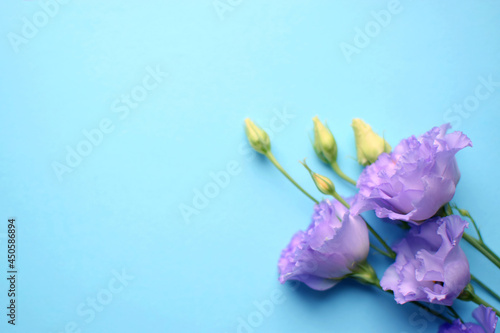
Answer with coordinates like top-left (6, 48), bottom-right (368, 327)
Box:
top-left (439, 305), bottom-right (498, 333)
top-left (278, 199), bottom-right (369, 291)
top-left (380, 215), bottom-right (470, 305)
top-left (352, 124), bottom-right (472, 224)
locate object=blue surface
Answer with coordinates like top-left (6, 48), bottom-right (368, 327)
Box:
top-left (1, 1), bottom-right (500, 332)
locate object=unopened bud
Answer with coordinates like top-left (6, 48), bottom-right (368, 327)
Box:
top-left (352, 118), bottom-right (391, 166)
top-left (457, 208), bottom-right (470, 217)
top-left (300, 160), bottom-right (336, 196)
top-left (244, 118), bottom-right (271, 155)
top-left (312, 116), bottom-right (337, 164)
top-left (313, 173), bottom-right (336, 196)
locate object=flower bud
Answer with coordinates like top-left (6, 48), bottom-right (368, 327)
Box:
top-left (300, 160), bottom-right (335, 196)
top-left (312, 173), bottom-right (335, 196)
top-left (244, 118), bottom-right (271, 155)
top-left (312, 116), bottom-right (337, 164)
top-left (352, 118), bottom-right (391, 166)
top-left (457, 208), bottom-right (470, 218)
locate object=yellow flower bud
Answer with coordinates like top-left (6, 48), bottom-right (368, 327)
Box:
top-left (352, 118), bottom-right (391, 166)
top-left (312, 173), bottom-right (336, 196)
top-left (300, 159), bottom-right (336, 196)
top-left (245, 118), bottom-right (271, 155)
top-left (312, 116), bottom-right (337, 164)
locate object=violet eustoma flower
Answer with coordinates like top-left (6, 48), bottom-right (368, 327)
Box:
top-left (352, 124), bottom-right (472, 224)
top-left (278, 199), bottom-right (369, 291)
top-left (380, 215), bottom-right (470, 305)
top-left (439, 305), bottom-right (498, 333)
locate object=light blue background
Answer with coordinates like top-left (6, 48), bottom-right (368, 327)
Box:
top-left (1, 1), bottom-right (500, 332)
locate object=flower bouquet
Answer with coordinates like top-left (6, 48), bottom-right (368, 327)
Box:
top-left (244, 117), bottom-right (499, 332)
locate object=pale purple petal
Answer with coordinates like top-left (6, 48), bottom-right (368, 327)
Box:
top-left (278, 199), bottom-right (369, 291)
top-left (439, 306), bottom-right (498, 333)
top-left (473, 305), bottom-right (498, 333)
top-left (353, 124), bottom-right (472, 224)
top-left (381, 215), bottom-right (470, 305)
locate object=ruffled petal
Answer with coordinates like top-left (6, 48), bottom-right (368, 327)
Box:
top-left (354, 124), bottom-right (471, 224)
top-left (472, 305), bottom-right (498, 333)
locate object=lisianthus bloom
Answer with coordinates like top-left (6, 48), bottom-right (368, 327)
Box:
top-left (352, 124), bottom-right (471, 224)
top-left (278, 199), bottom-right (369, 291)
top-left (380, 215), bottom-right (470, 305)
top-left (439, 305), bottom-right (498, 333)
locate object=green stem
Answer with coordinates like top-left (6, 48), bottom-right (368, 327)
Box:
top-left (330, 161), bottom-right (357, 186)
top-left (370, 244), bottom-right (393, 258)
top-left (462, 233), bottom-right (500, 270)
top-left (467, 214), bottom-right (483, 243)
top-left (470, 293), bottom-right (500, 317)
top-left (332, 192), bottom-right (396, 259)
top-left (331, 192), bottom-right (350, 209)
top-left (471, 274), bottom-right (500, 304)
top-left (446, 204), bottom-right (500, 269)
top-left (365, 221), bottom-right (396, 259)
top-left (411, 302), bottom-right (453, 324)
top-left (365, 223), bottom-right (396, 259)
top-left (265, 152), bottom-right (319, 204)
top-left (451, 204), bottom-right (483, 243)
top-left (482, 242), bottom-right (500, 263)
top-left (447, 306), bottom-right (462, 321)
top-left (444, 203), bottom-right (453, 216)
